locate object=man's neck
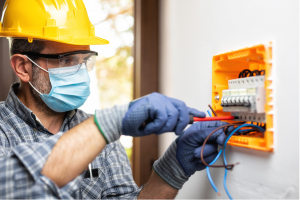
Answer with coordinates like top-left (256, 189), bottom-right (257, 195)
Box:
top-left (17, 83), bottom-right (66, 134)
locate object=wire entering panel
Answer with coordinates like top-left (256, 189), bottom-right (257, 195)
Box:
top-left (211, 43), bottom-right (274, 152)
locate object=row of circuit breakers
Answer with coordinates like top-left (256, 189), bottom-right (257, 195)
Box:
top-left (221, 75), bottom-right (266, 123)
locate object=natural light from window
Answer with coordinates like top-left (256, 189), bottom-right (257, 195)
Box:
top-left (80, 0), bottom-right (134, 161)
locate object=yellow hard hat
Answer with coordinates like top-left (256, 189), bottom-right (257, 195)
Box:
top-left (0, 0), bottom-right (109, 45)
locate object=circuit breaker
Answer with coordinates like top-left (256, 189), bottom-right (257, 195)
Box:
top-left (212, 43), bottom-right (274, 152)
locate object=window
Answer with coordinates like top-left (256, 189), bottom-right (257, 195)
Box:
top-left (81, 0), bottom-right (134, 161)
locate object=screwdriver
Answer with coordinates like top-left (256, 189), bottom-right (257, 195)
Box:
top-left (142, 115), bottom-right (237, 127)
top-left (189, 115), bottom-right (236, 124)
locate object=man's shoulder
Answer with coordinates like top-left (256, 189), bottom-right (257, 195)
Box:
top-left (69, 109), bottom-right (93, 127)
top-left (76, 109), bottom-right (93, 118)
top-left (0, 101), bottom-right (8, 111)
top-left (0, 101), bottom-right (17, 149)
top-left (0, 102), bottom-right (5, 126)
top-left (0, 101), bottom-right (12, 124)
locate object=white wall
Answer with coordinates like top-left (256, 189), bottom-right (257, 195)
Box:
top-left (159, 0), bottom-right (299, 199)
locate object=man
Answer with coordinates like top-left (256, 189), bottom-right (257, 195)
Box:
top-left (0, 0), bottom-right (228, 199)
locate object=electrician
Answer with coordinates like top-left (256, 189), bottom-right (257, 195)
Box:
top-left (0, 0), bottom-right (228, 198)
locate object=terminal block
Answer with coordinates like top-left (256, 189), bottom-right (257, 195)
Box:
top-left (212, 43), bottom-right (274, 152)
top-left (221, 76), bottom-right (266, 123)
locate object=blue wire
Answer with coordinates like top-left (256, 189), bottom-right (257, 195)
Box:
top-left (205, 124), bottom-right (264, 199)
top-left (206, 149), bottom-right (222, 194)
top-left (222, 124), bottom-right (265, 199)
top-left (207, 110), bottom-right (212, 117)
top-left (205, 108), bottom-right (215, 192)
top-left (223, 151), bottom-right (232, 199)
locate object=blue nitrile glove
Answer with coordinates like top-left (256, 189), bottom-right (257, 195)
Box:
top-left (153, 121), bottom-right (232, 189)
top-left (122, 92), bottom-right (205, 136)
top-left (175, 121), bottom-right (233, 176)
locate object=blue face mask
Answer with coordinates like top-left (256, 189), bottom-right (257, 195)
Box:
top-left (27, 56), bottom-right (91, 113)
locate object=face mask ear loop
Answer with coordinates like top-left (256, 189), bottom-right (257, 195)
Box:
top-left (28, 81), bottom-right (43, 95)
top-left (25, 55), bottom-right (49, 73)
top-left (25, 55), bottom-right (44, 95)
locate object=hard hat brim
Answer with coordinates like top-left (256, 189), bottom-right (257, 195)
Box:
top-left (0, 32), bottom-right (109, 45)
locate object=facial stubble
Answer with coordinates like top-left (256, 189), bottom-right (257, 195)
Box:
top-left (29, 64), bottom-right (60, 117)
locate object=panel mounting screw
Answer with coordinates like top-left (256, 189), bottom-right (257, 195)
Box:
top-left (214, 94), bottom-right (220, 101)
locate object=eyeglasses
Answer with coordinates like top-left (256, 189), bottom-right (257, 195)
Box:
top-left (23, 50), bottom-right (98, 74)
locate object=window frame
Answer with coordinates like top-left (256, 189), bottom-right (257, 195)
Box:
top-left (132, 0), bottom-right (159, 187)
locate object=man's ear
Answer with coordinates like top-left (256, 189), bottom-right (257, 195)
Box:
top-left (10, 54), bottom-right (33, 83)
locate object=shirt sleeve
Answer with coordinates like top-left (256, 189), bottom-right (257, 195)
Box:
top-left (0, 132), bottom-right (74, 199)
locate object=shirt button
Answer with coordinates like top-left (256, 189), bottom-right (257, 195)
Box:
top-left (33, 128), bottom-right (37, 132)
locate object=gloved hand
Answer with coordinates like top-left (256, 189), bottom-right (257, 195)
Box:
top-left (122, 92), bottom-right (205, 136)
top-left (94, 92), bottom-right (205, 144)
top-left (176, 121), bottom-right (232, 176)
top-left (153, 121), bottom-right (232, 189)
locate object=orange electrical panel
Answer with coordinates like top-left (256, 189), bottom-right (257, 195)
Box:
top-left (212, 43), bottom-right (274, 152)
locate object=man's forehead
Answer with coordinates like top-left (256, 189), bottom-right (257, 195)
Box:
top-left (41, 41), bottom-right (90, 54)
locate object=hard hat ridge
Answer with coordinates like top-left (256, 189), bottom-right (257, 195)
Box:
top-left (0, 0), bottom-right (109, 45)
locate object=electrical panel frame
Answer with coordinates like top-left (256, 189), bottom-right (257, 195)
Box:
top-left (212, 43), bottom-right (274, 152)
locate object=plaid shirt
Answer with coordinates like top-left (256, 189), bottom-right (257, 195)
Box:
top-left (0, 83), bottom-right (142, 199)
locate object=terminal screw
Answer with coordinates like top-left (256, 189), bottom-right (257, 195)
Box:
top-left (214, 94), bottom-right (220, 101)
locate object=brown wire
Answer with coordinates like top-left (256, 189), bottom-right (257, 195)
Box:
top-left (200, 123), bottom-right (265, 169)
top-left (200, 124), bottom-right (241, 168)
top-left (220, 125), bottom-right (264, 169)
top-left (208, 104), bottom-right (218, 117)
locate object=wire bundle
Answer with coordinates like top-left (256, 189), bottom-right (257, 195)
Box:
top-left (238, 69), bottom-right (265, 78)
top-left (204, 105), bottom-right (265, 199)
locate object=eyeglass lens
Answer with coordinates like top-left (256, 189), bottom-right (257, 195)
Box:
top-left (46, 53), bottom-right (97, 74)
